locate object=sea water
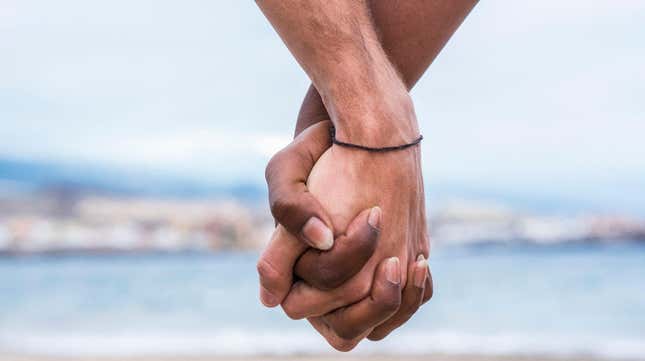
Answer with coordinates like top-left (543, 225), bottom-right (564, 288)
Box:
top-left (1, 243), bottom-right (644, 358)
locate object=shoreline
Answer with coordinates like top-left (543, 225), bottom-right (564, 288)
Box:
top-left (0, 354), bottom-right (625, 361)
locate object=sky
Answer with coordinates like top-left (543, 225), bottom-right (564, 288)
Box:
top-left (1, 1), bottom-right (644, 211)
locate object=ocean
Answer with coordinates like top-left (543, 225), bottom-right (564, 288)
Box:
top-left (1, 243), bottom-right (644, 359)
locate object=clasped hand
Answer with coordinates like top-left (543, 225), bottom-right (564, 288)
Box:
top-left (257, 120), bottom-right (432, 351)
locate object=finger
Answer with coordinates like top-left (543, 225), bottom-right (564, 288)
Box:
top-left (265, 121), bottom-right (335, 250)
top-left (294, 206), bottom-right (381, 290)
top-left (281, 254), bottom-right (379, 319)
top-left (367, 254), bottom-right (428, 341)
top-left (307, 317), bottom-right (364, 352)
top-left (421, 266), bottom-right (434, 305)
top-left (321, 257), bottom-right (402, 340)
top-left (256, 225), bottom-right (307, 307)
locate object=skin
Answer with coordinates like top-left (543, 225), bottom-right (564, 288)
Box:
top-left (256, 0), bottom-right (479, 351)
top-left (296, 0), bottom-right (480, 134)
top-left (288, 121), bottom-right (429, 338)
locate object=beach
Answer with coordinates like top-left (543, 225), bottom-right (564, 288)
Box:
top-left (0, 356), bottom-right (622, 361)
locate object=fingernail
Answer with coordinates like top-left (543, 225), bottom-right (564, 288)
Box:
top-left (302, 217), bottom-right (333, 250)
top-left (385, 257), bottom-right (400, 285)
top-left (260, 286), bottom-right (279, 307)
top-left (367, 206), bottom-right (381, 229)
top-left (414, 254), bottom-right (428, 288)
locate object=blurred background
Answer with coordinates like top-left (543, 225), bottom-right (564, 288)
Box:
top-left (1, 0), bottom-right (644, 360)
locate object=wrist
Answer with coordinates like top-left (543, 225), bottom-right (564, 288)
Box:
top-left (310, 37), bottom-right (420, 147)
top-left (318, 48), bottom-right (420, 147)
top-left (329, 90), bottom-right (421, 148)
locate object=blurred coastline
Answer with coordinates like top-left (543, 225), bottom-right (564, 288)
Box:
top-left (1, 188), bottom-right (644, 255)
top-left (0, 192), bottom-right (273, 255)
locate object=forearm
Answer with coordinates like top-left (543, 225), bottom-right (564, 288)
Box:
top-left (256, 0), bottom-right (417, 145)
top-left (295, 0), bottom-right (479, 136)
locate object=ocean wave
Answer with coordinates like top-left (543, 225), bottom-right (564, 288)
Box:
top-left (2, 329), bottom-right (644, 360)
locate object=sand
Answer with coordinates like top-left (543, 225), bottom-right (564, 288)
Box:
top-left (0, 355), bottom-right (620, 361)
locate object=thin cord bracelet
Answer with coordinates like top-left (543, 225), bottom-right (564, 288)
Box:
top-left (329, 125), bottom-right (423, 152)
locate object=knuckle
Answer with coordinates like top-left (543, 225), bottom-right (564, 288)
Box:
top-left (269, 196), bottom-right (296, 223)
top-left (398, 300), bottom-right (420, 321)
top-left (367, 330), bottom-right (388, 341)
top-left (264, 149), bottom-right (288, 183)
top-left (264, 154), bottom-right (279, 184)
top-left (281, 301), bottom-right (305, 320)
top-left (344, 273), bottom-right (372, 301)
top-left (334, 325), bottom-right (362, 341)
top-left (377, 292), bottom-right (402, 313)
top-left (329, 338), bottom-right (358, 352)
top-left (323, 311), bottom-right (363, 341)
top-left (356, 281), bottom-right (371, 299)
top-left (264, 162), bottom-right (272, 184)
top-left (256, 258), bottom-right (282, 287)
top-left (280, 284), bottom-right (307, 320)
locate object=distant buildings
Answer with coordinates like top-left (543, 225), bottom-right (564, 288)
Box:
top-left (430, 200), bottom-right (645, 245)
top-left (0, 194), bottom-right (274, 254)
top-left (0, 195), bottom-right (643, 255)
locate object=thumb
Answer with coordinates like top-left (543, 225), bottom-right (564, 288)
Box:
top-left (265, 120), bottom-right (334, 250)
top-left (294, 206), bottom-right (381, 290)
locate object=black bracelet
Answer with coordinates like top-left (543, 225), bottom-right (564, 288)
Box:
top-left (329, 125), bottom-right (423, 152)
